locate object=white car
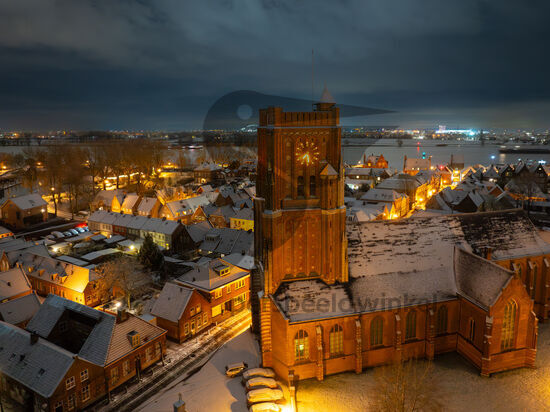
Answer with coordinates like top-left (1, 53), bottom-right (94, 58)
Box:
top-left (243, 368), bottom-right (275, 380)
top-left (225, 362), bottom-right (248, 378)
top-left (246, 377), bottom-right (279, 390)
top-left (249, 402), bottom-right (281, 412)
top-left (246, 388), bottom-right (284, 405)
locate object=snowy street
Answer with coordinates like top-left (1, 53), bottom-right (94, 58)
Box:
top-left (101, 310), bottom-right (252, 412)
top-left (137, 328), bottom-right (261, 412)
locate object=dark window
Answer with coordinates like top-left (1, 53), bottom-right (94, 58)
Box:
top-left (297, 176), bottom-right (305, 197)
top-left (405, 310), bottom-right (416, 340)
top-left (309, 176), bottom-right (316, 197)
top-left (468, 318), bottom-right (476, 342)
top-left (436, 306), bottom-right (448, 335)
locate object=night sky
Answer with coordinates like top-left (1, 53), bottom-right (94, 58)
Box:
top-left (1, 1), bottom-right (549, 131)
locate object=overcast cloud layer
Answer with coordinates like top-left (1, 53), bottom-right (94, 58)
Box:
top-left (0, 0), bottom-right (549, 130)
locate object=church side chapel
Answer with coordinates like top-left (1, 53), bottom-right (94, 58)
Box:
top-left (253, 89), bottom-right (544, 382)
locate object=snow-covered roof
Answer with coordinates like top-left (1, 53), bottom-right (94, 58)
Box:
top-left (150, 283), bottom-right (194, 323)
top-left (360, 188), bottom-right (405, 203)
top-left (0, 267), bottom-right (32, 300)
top-left (26, 295), bottom-right (117, 366)
top-left (0, 292), bottom-right (41, 325)
top-left (177, 258), bottom-right (249, 292)
top-left (454, 247), bottom-right (513, 310)
top-left (137, 197), bottom-right (158, 215)
top-left (274, 210), bottom-right (548, 322)
top-left (3, 193), bottom-right (46, 210)
top-left (121, 193), bottom-right (140, 210)
top-left (222, 253), bottom-right (256, 270)
top-left (0, 320), bottom-right (75, 398)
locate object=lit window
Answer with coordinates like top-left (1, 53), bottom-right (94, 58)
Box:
top-left (226, 285), bottom-right (232, 293)
top-left (67, 394), bottom-right (76, 411)
top-left (123, 360), bottom-right (131, 377)
top-left (80, 369), bottom-right (89, 382)
top-left (81, 384), bottom-right (90, 402)
top-left (236, 279), bottom-right (245, 289)
top-left (212, 305), bottom-right (221, 318)
top-left (196, 305), bottom-right (201, 314)
top-left (370, 316), bottom-right (383, 347)
top-left (66, 376), bottom-right (76, 390)
top-left (184, 323), bottom-right (189, 335)
top-left (329, 325), bottom-right (343, 356)
top-left (501, 300), bottom-right (517, 351)
top-left (110, 367), bottom-right (119, 385)
top-left (233, 292), bottom-right (246, 305)
top-left (294, 330), bottom-right (309, 361)
top-left (203, 312), bottom-right (208, 325)
top-left (190, 307), bottom-right (195, 316)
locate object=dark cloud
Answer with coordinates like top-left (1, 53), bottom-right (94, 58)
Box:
top-left (0, 0), bottom-right (549, 130)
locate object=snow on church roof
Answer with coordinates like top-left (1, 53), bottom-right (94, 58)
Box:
top-left (273, 210), bottom-right (548, 322)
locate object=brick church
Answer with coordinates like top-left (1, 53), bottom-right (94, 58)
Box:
top-left (253, 88), bottom-right (545, 382)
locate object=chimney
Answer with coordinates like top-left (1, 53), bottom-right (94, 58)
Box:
top-left (117, 309), bottom-right (129, 323)
top-left (173, 394), bottom-right (186, 412)
top-left (30, 332), bottom-right (39, 345)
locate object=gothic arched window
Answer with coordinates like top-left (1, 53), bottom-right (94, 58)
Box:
top-left (405, 310), bottom-right (417, 340)
top-left (297, 176), bottom-right (305, 197)
top-left (329, 324), bottom-right (343, 356)
top-left (294, 330), bottom-right (309, 361)
top-left (436, 306), bottom-right (448, 335)
top-left (370, 316), bottom-right (384, 347)
top-left (501, 300), bottom-right (517, 351)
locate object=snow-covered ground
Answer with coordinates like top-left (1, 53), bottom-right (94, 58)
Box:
top-left (297, 323), bottom-right (550, 411)
top-left (137, 328), bottom-right (262, 412)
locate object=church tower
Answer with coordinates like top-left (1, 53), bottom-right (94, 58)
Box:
top-left (254, 87), bottom-right (348, 297)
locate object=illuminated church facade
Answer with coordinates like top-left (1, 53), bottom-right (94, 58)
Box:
top-left (253, 89), bottom-right (543, 382)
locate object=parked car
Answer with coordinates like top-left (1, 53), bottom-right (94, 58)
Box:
top-left (51, 231), bottom-right (64, 239)
top-left (63, 231), bottom-right (72, 237)
top-left (69, 229), bottom-right (79, 235)
top-left (246, 377), bottom-right (279, 391)
top-left (249, 402), bottom-right (281, 412)
top-left (225, 362), bottom-right (248, 378)
top-left (243, 368), bottom-right (275, 381)
top-left (246, 388), bottom-right (283, 406)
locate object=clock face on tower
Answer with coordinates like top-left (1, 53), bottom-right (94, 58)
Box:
top-left (295, 139), bottom-right (320, 166)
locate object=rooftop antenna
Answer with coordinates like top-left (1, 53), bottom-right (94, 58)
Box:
top-left (311, 48), bottom-right (314, 109)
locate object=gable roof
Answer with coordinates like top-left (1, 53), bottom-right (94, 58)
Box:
top-left (177, 258), bottom-right (249, 292)
top-left (150, 283), bottom-right (194, 323)
top-left (0, 267), bottom-right (32, 300)
top-left (0, 292), bottom-right (41, 325)
top-left (0, 321), bottom-right (75, 398)
top-left (3, 193), bottom-right (47, 210)
top-left (105, 313), bottom-right (165, 365)
top-left (137, 197), bottom-right (159, 214)
top-left (26, 294), bottom-right (116, 366)
top-left (454, 247), bottom-right (513, 310)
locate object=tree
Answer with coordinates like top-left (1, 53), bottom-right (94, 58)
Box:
top-left (94, 256), bottom-right (150, 310)
top-left (138, 234), bottom-right (164, 271)
top-left (371, 358), bottom-right (442, 412)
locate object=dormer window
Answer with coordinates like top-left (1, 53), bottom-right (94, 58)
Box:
top-left (127, 330), bottom-right (140, 348)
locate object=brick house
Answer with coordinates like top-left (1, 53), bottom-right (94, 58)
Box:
top-left (0, 193), bottom-right (48, 229)
top-left (176, 258), bottom-right (250, 325)
top-left (0, 295), bottom-right (167, 411)
top-left (151, 282), bottom-right (211, 343)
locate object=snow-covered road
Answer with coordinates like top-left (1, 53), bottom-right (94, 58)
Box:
top-left (137, 328), bottom-right (261, 412)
